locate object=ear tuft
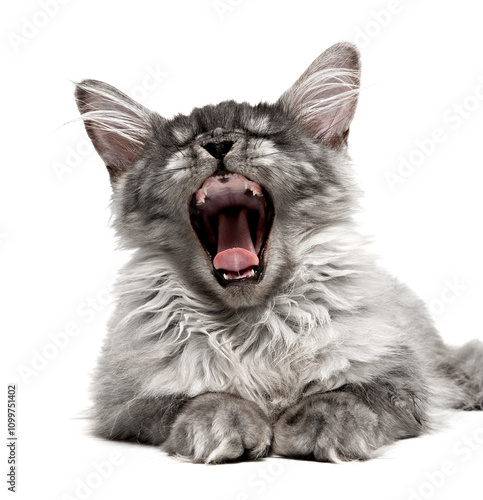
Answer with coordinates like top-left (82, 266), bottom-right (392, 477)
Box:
top-left (75, 80), bottom-right (155, 179)
top-left (279, 42), bottom-right (361, 148)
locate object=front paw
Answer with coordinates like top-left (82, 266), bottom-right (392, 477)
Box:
top-left (163, 393), bottom-right (272, 463)
top-left (273, 392), bottom-right (385, 462)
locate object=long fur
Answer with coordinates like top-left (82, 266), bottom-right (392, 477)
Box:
top-left (75, 42), bottom-right (483, 463)
top-left (75, 80), bottom-right (153, 144)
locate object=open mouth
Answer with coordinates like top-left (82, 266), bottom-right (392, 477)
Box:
top-left (190, 172), bottom-right (274, 286)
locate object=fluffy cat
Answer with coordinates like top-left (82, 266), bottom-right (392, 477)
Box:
top-left (75, 42), bottom-right (483, 463)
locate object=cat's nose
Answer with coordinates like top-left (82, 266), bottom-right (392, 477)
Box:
top-left (201, 141), bottom-right (234, 161)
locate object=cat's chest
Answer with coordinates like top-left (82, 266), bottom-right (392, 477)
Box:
top-left (141, 321), bottom-right (354, 418)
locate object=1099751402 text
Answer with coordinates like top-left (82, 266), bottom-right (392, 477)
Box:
top-left (7, 385), bottom-right (17, 493)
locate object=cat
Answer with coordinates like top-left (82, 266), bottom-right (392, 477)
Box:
top-left (75, 42), bottom-right (483, 464)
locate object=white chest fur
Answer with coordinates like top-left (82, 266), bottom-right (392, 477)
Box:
top-left (110, 238), bottom-right (399, 419)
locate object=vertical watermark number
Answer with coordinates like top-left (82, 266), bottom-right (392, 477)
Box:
top-left (6, 385), bottom-right (17, 493)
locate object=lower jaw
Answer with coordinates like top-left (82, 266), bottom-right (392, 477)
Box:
top-left (213, 246), bottom-right (266, 287)
top-left (211, 275), bottom-right (270, 310)
top-left (214, 265), bottom-right (261, 286)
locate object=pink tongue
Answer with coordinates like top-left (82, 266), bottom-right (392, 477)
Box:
top-left (213, 209), bottom-right (259, 272)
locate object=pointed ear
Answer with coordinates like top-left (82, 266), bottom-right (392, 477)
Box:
top-left (75, 79), bottom-right (156, 179)
top-left (278, 42), bottom-right (361, 148)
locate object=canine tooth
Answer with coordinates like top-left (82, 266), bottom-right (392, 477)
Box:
top-left (196, 190), bottom-right (206, 205)
top-left (223, 273), bottom-right (229, 280)
top-left (244, 180), bottom-right (248, 190)
top-left (203, 186), bottom-right (208, 196)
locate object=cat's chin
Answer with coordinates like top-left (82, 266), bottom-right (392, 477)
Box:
top-left (189, 172), bottom-right (274, 291)
top-left (209, 276), bottom-right (278, 310)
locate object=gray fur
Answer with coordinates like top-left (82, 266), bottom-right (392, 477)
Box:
top-left (75, 42), bottom-right (483, 463)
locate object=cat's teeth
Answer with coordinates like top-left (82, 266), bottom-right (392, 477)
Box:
top-left (214, 173), bottom-right (235, 181)
top-left (196, 191), bottom-right (206, 205)
top-left (249, 185), bottom-right (262, 196)
top-left (223, 268), bottom-right (256, 281)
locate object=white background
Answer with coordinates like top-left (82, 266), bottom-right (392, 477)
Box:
top-left (2, 1), bottom-right (483, 499)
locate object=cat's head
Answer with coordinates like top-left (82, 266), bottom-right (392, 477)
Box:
top-left (75, 42), bottom-right (361, 310)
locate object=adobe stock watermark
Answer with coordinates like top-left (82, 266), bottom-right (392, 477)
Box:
top-left (353, 0), bottom-right (416, 48)
top-left (130, 64), bottom-right (167, 103)
top-left (384, 73), bottom-right (483, 191)
top-left (427, 278), bottom-right (466, 318)
top-left (7, 0), bottom-right (72, 54)
top-left (51, 137), bottom-right (94, 183)
top-left (407, 427), bottom-right (483, 500)
top-left (17, 287), bottom-right (111, 385)
top-left (213, 0), bottom-right (245, 21)
top-left (52, 65), bottom-right (167, 182)
top-left (61, 451), bottom-right (125, 500)
top-left (234, 460), bottom-right (284, 500)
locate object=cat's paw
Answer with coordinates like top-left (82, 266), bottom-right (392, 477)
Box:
top-left (273, 392), bottom-right (386, 462)
top-left (163, 393), bottom-right (272, 463)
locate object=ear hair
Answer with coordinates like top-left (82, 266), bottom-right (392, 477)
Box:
top-left (75, 80), bottom-right (156, 179)
top-left (279, 42), bottom-right (361, 148)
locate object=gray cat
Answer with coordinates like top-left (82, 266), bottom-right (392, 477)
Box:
top-left (75, 42), bottom-right (483, 463)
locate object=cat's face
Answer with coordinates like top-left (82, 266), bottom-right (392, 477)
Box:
top-left (75, 43), bottom-right (361, 309)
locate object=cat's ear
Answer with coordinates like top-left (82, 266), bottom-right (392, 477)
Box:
top-left (279, 42), bottom-right (361, 148)
top-left (75, 79), bottom-right (156, 179)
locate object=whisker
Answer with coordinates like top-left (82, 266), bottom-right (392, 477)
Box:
top-left (252, 149), bottom-right (307, 159)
